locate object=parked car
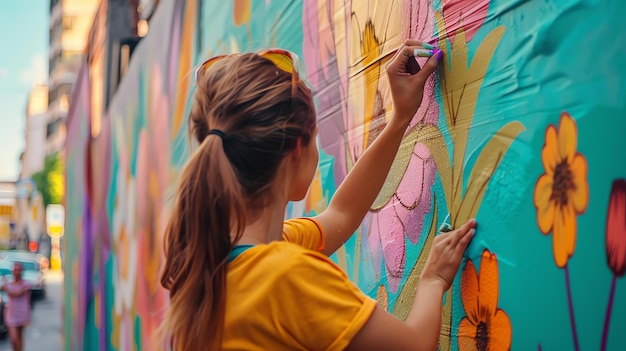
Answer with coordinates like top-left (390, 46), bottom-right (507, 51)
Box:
top-left (0, 251), bottom-right (46, 299)
top-left (0, 250), bottom-right (49, 271)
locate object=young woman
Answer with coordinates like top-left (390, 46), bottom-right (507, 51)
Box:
top-left (1, 263), bottom-right (31, 351)
top-left (158, 40), bottom-right (477, 350)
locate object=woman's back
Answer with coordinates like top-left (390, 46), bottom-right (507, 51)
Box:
top-left (158, 46), bottom-right (477, 351)
top-left (223, 218), bottom-right (375, 351)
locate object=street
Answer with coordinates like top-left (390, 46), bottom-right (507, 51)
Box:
top-left (0, 270), bottom-right (63, 351)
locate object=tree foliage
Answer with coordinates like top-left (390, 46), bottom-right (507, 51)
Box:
top-left (32, 153), bottom-right (64, 207)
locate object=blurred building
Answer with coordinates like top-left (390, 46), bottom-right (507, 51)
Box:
top-left (47, 0), bottom-right (157, 147)
top-left (0, 182), bottom-right (17, 248)
top-left (21, 83), bottom-right (49, 179)
top-left (47, 0), bottom-right (99, 155)
top-left (85, 0), bottom-right (145, 138)
top-left (13, 0), bottom-right (151, 257)
top-left (16, 85), bottom-right (49, 252)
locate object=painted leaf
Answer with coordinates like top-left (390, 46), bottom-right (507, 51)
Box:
top-left (455, 121), bottom-right (525, 224)
top-left (417, 124), bottom-right (453, 213)
top-left (450, 27), bottom-right (506, 214)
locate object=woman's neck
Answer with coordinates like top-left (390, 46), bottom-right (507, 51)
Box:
top-left (236, 199), bottom-right (287, 246)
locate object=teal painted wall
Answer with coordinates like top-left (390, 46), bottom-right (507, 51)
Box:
top-left (64, 0), bottom-right (626, 349)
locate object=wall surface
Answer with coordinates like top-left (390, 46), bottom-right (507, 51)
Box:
top-left (63, 0), bottom-right (626, 350)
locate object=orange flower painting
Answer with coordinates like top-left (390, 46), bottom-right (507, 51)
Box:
top-left (534, 112), bottom-right (589, 268)
top-left (458, 250), bottom-right (512, 351)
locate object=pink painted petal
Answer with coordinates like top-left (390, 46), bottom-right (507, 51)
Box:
top-left (402, 0), bottom-right (435, 43)
top-left (405, 156), bottom-right (436, 243)
top-left (442, 0), bottom-right (490, 44)
top-left (394, 158), bottom-right (425, 243)
top-left (401, 0), bottom-right (438, 129)
top-left (386, 268), bottom-right (403, 294)
top-left (393, 144), bottom-right (436, 244)
top-left (302, 0), bottom-right (321, 88)
top-left (369, 144), bottom-right (437, 293)
top-left (377, 201), bottom-right (407, 293)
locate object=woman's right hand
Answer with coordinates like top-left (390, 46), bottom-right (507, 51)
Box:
top-left (421, 219), bottom-right (477, 291)
top-left (386, 39), bottom-right (441, 123)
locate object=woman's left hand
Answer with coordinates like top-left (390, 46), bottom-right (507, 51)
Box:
top-left (386, 40), bottom-right (442, 122)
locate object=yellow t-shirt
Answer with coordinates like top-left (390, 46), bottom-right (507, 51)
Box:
top-left (223, 218), bottom-right (377, 351)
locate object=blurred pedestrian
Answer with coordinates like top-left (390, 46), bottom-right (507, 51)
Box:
top-left (1, 263), bottom-right (31, 351)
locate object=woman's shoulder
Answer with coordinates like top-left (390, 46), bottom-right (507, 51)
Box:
top-left (282, 217), bottom-right (325, 252)
top-left (235, 241), bottom-right (340, 276)
top-left (262, 240), bottom-right (326, 262)
top-left (262, 242), bottom-right (347, 278)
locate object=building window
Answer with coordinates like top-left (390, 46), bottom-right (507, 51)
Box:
top-left (59, 94), bottom-right (70, 112)
top-left (48, 83), bottom-right (73, 106)
top-left (62, 16), bottom-right (75, 30)
top-left (62, 50), bottom-right (82, 60)
top-left (46, 118), bottom-right (63, 138)
top-left (54, 20), bottom-right (62, 39)
top-left (58, 83), bottom-right (73, 96)
top-left (49, 58), bottom-right (56, 77)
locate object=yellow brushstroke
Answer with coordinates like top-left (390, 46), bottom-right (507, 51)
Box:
top-left (146, 170), bottom-right (161, 293)
top-left (376, 284), bottom-right (389, 311)
top-left (403, 15), bottom-right (515, 351)
top-left (335, 245), bottom-right (349, 273)
top-left (306, 169), bottom-right (328, 214)
top-left (119, 226), bottom-right (129, 279)
top-left (440, 286), bottom-right (453, 351)
top-left (416, 124), bottom-right (453, 210)
top-left (371, 127), bottom-right (419, 209)
top-left (111, 312), bottom-right (121, 349)
top-left (451, 28), bottom-right (506, 218)
top-left (171, 0), bottom-right (197, 139)
top-left (361, 21), bottom-right (382, 151)
top-left (94, 289), bottom-right (101, 329)
top-left (436, 11), bottom-right (506, 220)
top-left (455, 121), bottom-right (525, 224)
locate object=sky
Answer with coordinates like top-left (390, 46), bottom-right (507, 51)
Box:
top-left (0, 1), bottom-right (50, 181)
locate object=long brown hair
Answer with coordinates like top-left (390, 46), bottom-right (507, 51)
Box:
top-left (157, 53), bottom-right (316, 350)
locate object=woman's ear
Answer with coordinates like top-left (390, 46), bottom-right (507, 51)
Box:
top-left (289, 137), bottom-right (304, 162)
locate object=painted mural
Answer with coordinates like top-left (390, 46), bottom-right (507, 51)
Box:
top-left (63, 0), bottom-right (626, 350)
